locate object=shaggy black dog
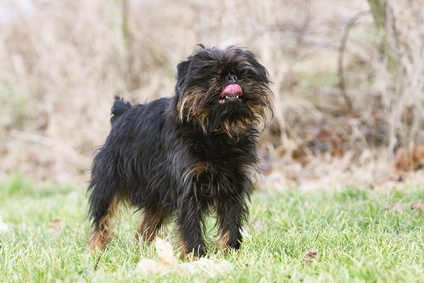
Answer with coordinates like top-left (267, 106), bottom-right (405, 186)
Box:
top-left (87, 46), bottom-right (273, 257)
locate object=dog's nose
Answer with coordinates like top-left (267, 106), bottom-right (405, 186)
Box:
top-left (226, 74), bottom-right (238, 84)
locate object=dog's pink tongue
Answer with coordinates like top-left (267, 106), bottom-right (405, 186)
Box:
top-left (222, 84), bottom-right (242, 98)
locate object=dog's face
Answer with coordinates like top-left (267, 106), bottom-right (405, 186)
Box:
top-left (174, 46), bottom-right (273, 139)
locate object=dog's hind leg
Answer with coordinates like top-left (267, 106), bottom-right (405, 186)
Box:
top-left (88, 190), bottom-right (122, 251)
top-left (87, 148), bottom-right (127, 251)
top-left (89, 196), bottom-right (119, 251)
top-left (136, 205), bottom-right (169, 244)
top-left (87, 152), bottom-right (124, 251)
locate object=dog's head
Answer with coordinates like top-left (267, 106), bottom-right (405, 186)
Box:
top-left (172, 46), bottom-right (273, 140)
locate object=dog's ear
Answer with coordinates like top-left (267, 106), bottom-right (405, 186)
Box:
top-left (241, 50), bottom-right (272, 84)
top-left (175, 58), bottom-right (191, 93)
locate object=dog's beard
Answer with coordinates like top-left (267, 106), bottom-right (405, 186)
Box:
top-left (177, 81), bottom-right (272, 140)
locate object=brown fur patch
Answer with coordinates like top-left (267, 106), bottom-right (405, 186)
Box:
top-left (183, 162), bottom-right (210, 184)
top-left (178, 90), bottom-right (209, 119)
top-left (177, 241), bottom-right (197, 260)
top-left (177, 88), bottom-right (212, 134)
top-left (219, 231), bottom-right (230, 249)
top-left (88, 195), bottom-right (121, 251)
top-left (238, 162), bottom-right (256, 178)
top-left (220, 118), bottom-right (253, 140)
top-left (178, 239), bottom-right (187, 259)
top-left (136, 209), bottom-right (169, 244)
top-left (178, 92), bottom-right (197, 121)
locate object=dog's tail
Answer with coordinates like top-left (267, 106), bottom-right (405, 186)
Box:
top-left (110, 95), bottom-right (132, 124)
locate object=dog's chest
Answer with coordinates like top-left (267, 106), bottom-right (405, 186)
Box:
top-left (184, 145), bottom-right (253, 196)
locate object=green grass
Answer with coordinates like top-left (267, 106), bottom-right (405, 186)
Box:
top-left (1, 174), bottom-right (423, 282)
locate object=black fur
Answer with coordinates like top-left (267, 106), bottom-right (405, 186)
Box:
top-left (87, 46), bottom-right (273, 256)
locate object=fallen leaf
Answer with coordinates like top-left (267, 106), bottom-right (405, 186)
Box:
top-left (383, 203), bottom-right (406, 212)
top-left (292, 144), bottom-right (309, 166)
top-left (136, 237), bottom-right (233, 278)
top-left (394, 145), bottom-right (424, 171)
top-left (411, 202), bottom-right (424, 212)
top-left (179, 257), bottom-right (233, 277)
top-left (156, 237), bottom-right (178, 266)
top-left (303, 249), bottom-right (318, 264)
top-left (48, 219), bottom-right (64, 234)
top-left (136, 258), bottom-right (170, 275)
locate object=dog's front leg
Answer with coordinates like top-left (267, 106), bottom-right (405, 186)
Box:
top-left (176, 195), bottom-right (206, 257)
top-left (217, 195), bottom-right (247, 250)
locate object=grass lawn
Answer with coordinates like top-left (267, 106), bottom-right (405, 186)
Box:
top-left (1, 174), bottom-right (423, 282)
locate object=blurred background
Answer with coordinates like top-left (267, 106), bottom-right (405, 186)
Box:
top-left (1, 0), bottom-right (423, 189)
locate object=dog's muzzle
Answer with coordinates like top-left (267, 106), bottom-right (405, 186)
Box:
top-left (219, 84), bottom-right (243, 104)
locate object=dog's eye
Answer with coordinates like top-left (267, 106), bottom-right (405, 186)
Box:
top-left (208, 76), bottom-right (218, 83)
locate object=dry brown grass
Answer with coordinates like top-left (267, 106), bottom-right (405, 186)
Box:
top-left (1, 0), bottom-right (423, 187)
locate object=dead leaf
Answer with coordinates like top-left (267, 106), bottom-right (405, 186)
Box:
top-left (136, 258), bottom-right (170, 274)
top-left (411, 202), bottom-right (424, 212)
top-left (136, 237), bottom-right (234, 278)
top-left (303, 249), bottom-right (318, 264)
top-left (156, 237), bottom-right (178, 266)
top-left (412, 145), bottom-right (424, 168)
top-left (48, 219), bottom-right (64, 234)
top-left (383, 203), bottom-right (406, 212)
top-left (136, 238), bottom-right (178, 275)
top-left (394, 144), bottom-right (424, 171)
top-left (395, 147), bottom-right (409, 171)
top-left (179, 257), bottom-right (233, 277)
top-left (292, 144), bottom-right (309, 166)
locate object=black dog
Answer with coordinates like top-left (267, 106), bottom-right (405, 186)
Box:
top-left (87, 46), bottom-right (273, 256)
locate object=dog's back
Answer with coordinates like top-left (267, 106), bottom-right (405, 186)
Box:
top-left (111, 96), bottom-right (132, 124)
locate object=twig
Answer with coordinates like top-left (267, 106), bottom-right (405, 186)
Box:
top-left (337, 10), bottom-right (369, 114)
top-left (94, 252), bottom-right (102, 271)
top-left (292, 0), bottom-right (312, 60)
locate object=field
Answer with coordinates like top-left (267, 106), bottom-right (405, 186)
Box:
top-left (1, 175), bottom-right (423, 282)
top-left (1, 0), bottom-right (424, 282)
